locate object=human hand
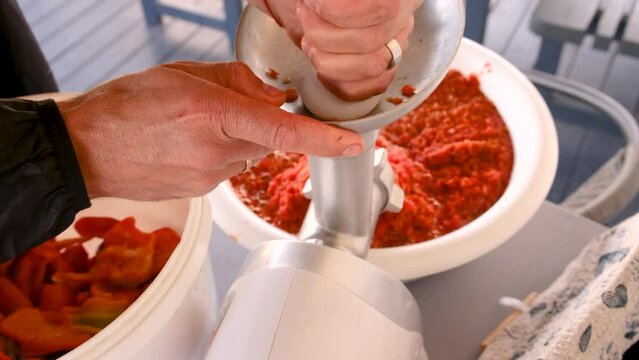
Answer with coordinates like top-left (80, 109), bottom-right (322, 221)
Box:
top-left (250, 0), bottom-right (422, 101)
top-left (57, 61), bottom-right (364, 200)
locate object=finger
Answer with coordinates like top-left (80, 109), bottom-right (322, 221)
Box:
top-left (303, 0), bottom-right (402, 28)
top-left (208, 140), bottom-right (272, 167)
top-left (162, 61), bottom-right (286, 107)
top-left (212, 160), bottom-right (252, 179)
top-left (301, 21), bottom-right (412, 82)
top-left (318, 69), bottom-right (396, 102)
top-left (299, 2), bottom-right (412, 54)
top-left (198, 161), bottom-right (252, 197)
top-left (215, 86), bottom-right (364, 157)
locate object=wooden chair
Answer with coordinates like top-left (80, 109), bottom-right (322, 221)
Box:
top-left (531, 0), bottom-right (639, 73)
top-left (140, 0), bottom-right (242, 52)
top-left (528, 70), bottom-right (639, 223)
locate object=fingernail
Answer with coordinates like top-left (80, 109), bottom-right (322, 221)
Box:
top-left (263, 83), bottom-right (282, 96)
top-left (342, 143), bottom-right (363, 157)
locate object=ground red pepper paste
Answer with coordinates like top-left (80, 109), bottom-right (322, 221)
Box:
top-left (230, 70), bottom-right (514, 248)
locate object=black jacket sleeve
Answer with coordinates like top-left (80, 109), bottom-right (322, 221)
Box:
top-left (0, 0), bottom-right (58, 98)
top-left (0, 99), bottom-right (90, 262)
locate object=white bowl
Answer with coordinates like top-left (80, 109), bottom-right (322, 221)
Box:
top-left (57, 197), bottom-right (215, 360)
top-left (209, 38), bottom-right (558, 281)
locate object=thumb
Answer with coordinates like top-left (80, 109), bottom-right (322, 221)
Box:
top-left (217, 85), bottom-right (364, 158)
top-left (162, 61), bottom-right (286, 106)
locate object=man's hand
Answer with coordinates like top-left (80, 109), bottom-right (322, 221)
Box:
top-left (251, 0), bottom-right (422, 101)
top-left (57, 62), bottom-right (363, 200)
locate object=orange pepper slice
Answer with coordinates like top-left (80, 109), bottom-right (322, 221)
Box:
top-left (69, 297), bottom-right (129, 329)
top-left (89, 242), bottom-right (154, 288)
top-left (39, 284), bottom-right (76, 311)
top-left (102, 217), bottom-right (148, 248)
top-left (150, 227), bottom-right (180, 277)
top-left (0, 277), bottom-right (33, 316)
top-left (0, 308), bottom-right (91, 357)
top-left (61, 244), bottom-right (90, 273)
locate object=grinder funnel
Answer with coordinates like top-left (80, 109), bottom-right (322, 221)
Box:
top-left (235, 0), bottom-right (465, 133)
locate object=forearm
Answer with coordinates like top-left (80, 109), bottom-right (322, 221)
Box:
top-left (0, 99), bottom-right (90, 261)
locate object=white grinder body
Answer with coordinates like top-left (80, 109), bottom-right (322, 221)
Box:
top-left (206, 241), bottom-right (427, 360)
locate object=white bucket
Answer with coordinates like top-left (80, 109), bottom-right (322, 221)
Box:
top-left (55, 197), bottom-right (216, 360)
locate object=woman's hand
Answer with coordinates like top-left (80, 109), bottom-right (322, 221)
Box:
top-left (251, 0), bottom-right (422, 101)
top-left (57, 61), bottom-right (364, 200)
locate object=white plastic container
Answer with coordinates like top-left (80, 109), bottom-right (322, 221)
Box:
top-left (56, 197), bottom-right (215, 360)
top-left (210, 38), bottom-right (559, 281)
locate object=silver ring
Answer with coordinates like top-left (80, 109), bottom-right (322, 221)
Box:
top-left (241, 159), bottom-right (253, 173)
top-left (384, 39), bottom-right (402, 70)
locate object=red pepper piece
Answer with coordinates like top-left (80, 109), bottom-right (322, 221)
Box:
top-left (102, 217), bottom-right (148, 248)
top-left (9, 253), bottom-right (47, 303)
top-left (61, 245), bottom-right (90, 273)
top-left (89, 241), bottom-right (154, 288)
top-left (90, 282), bottom-right (141, 305)
top-left (386, 97), bottom-right (404, 105)
top-left (70, 297), bottom-right (129, 329)
top-left (0, 308), bottom-right (91, 357)
top-left (49, 257), bottom-right (73, 276)
top-left (285, 87), bottom-right (298, 103)
top-left (74, 217), bottom-right (118, 239)
top-left (51, 272), bottom-right (92, 288)
top-left (401, 85), bottom-right (416, 97)
top-left (0, 351), bottom-right (9, 360)
top-left (0, 278), bottom-right (32, 316)
top-left (150, 227), bottom-right (180, 277)
top-left (40, 284), bottom-right (76, 311)
top-left (75, 292), bottom-right (90, 306)
top-left (265, 68), bottom-right (279, 80)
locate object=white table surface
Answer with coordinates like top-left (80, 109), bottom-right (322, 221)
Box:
top-left (207, 200), bottom-right (606, 360)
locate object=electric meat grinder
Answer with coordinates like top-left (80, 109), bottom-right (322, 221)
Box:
top-left (206, 1), bottom-right (464, 359)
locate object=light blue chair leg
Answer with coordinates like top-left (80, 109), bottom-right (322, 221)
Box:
top-left (141, 0), bottom-right (162, 26)
top-left (464, 0), bottom-right (489, 43)
top-left (224, 0), bottom-right (242, 52)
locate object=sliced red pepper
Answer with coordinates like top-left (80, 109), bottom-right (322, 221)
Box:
top-left (48, 257), bottom-right (73, 277)
top-left (0, 351), bottom-right (9, 360)
top-left (39, 284), bottom-right (76, 311)
top-left (70, 297), bottom-right (129, 329)
top-left (0, 308), bottom-right (91, 357)
top-left (0, 275), bottom-right (34, 316)
top-left (150, 227), bottom-right (180, 277)
top-left (401, 84), bottom-right (416, 97)
top-left (102, 217), bottom-right (149, 248)
top-left (10, 252), bottom-right (49, 302)
top-left (74, 217), bottom-right (118, 239)
top-left (61, 245), bottom-right (90, 273)
top-left (75, 292), bottom-right (90, 307)
top-left (386, 97), bottom-right (404, 105)
top-left (265, 68), bottom-right (279, 80)
top-left (89, 241), bottom-right (154, 288)
top-left (29, 240), bottom-right (59, 261)
top-left (90, 282), bottom-right (142, 305)
top-left (51, 272), bottom-right (92, 288)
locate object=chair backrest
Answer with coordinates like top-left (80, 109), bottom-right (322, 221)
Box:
top-left (527, 70), bottom-right (639, 223)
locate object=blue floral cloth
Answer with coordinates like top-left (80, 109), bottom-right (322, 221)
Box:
top-left (480, 213), bottom-right (639, 360)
